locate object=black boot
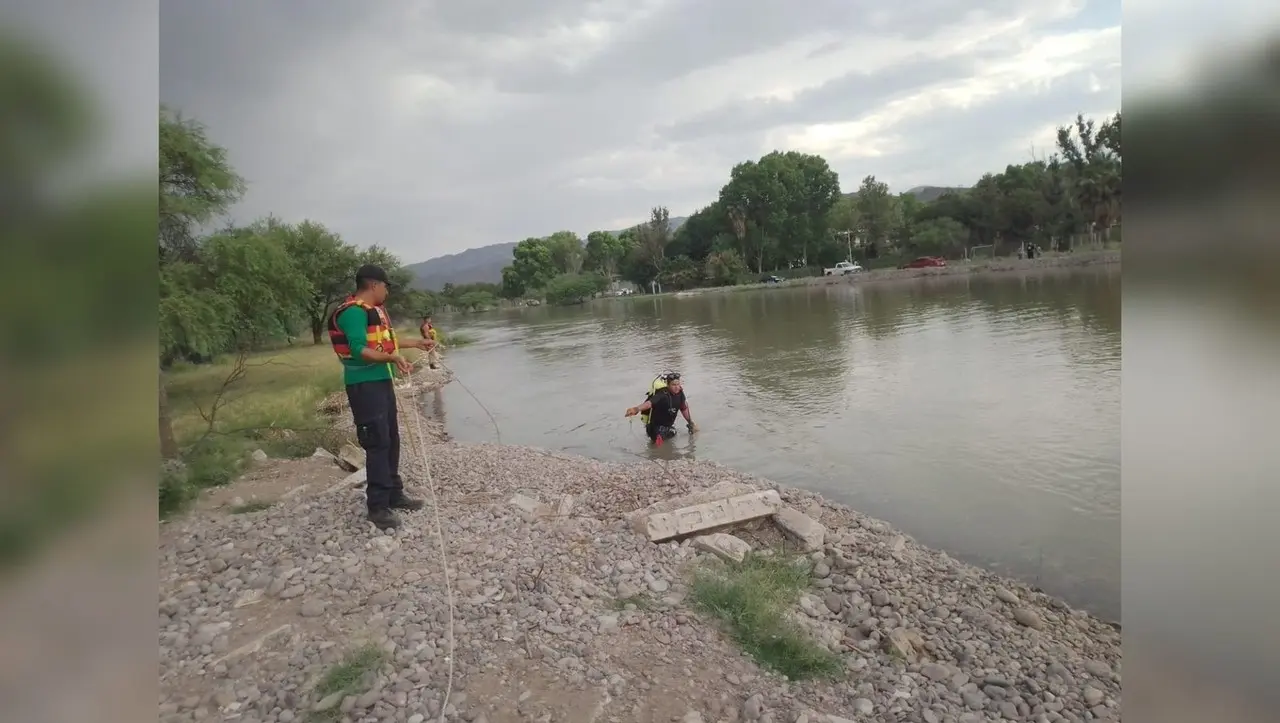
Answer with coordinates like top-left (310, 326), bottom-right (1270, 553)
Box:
top-left (390, 495), bottom-right (425, 511)
top-left (367, 508), bottom-right (400, 529)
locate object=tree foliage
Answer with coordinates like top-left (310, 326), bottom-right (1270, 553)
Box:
top-left (544, 272), bottom-right (609, 305)
top-left (158, 108), bottom-right (418, 364)
top-left (496, 111), bottom-right (1120, 297)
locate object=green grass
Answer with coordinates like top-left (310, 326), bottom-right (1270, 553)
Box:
top-left (161, 344), bottom-right (365, 517)
top-left (309, 644), bottom-right (386, 722)
top-left (228, 500), bottom-right (273, 514)
top-left (690, 553), bottom-right (842, 680)
top-left (436, 329), bottom-right (476, 348)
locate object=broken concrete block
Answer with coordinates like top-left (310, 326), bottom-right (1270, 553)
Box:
top-left (627, 481), bottom-right (756, 534)
top-left (250, 449), bottom-right (269, 462)
top-left (692, 532), bottom-right (752, 562)
top-left (337, 443), bottom-right (364, 472)
top-left (555, 494), bottom-right (575, 517)
top-left (774, 506), bottom-right (826, 551)
top-left (509, 493), bottom-right (552, 522)
top-left (642, 490), bottom-right (782, 542)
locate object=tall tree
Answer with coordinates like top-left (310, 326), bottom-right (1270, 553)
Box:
top-left (279, 220), bottom-right (361, 344)
top-left (853, 175), bottom-right (895, 256)
top-left (157, 107), bottom-right (246, 459)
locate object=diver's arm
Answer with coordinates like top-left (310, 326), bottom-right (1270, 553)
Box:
top-left (625, 400), bottom-right (653, 417)
top-left (680, 402), bottom-right (697, 431)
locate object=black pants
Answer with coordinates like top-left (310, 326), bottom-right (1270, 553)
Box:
top-left (646, 423), bottom-right (677, 444)
top-left (345, 380), bottom-right (403, 511)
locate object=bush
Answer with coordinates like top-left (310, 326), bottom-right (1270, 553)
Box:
top-left (544, 272), bottom-right (608, 305)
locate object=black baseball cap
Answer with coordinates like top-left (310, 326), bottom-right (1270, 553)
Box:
top-left (355, 264), bottom-right (393, 287)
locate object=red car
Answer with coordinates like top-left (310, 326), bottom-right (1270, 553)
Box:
top-left (899, 256), bottom-right (947, 269)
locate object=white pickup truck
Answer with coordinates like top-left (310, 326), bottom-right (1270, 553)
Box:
top-left (823, 261), bottom-right (864, 276)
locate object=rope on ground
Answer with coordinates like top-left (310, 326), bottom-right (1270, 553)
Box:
top-left (393, 366), bottom-right (456, 723)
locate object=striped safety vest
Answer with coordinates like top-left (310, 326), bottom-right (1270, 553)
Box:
top-left (328, 296), bottom-right (398, 360)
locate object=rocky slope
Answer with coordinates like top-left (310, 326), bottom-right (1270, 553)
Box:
top-left (159, 374), bottom-right (1121, 723)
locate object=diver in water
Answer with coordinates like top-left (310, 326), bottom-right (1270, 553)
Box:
top-left (624, 372), bottom-right (698, 445)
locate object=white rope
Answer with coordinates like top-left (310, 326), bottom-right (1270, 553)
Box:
top-left (393, 364), bottom-right (456, 723)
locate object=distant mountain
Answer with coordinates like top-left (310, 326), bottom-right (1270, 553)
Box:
top-left (405, 216), bottom-right (687, 291)
top-left (904, 185), bottom-right (968, 202)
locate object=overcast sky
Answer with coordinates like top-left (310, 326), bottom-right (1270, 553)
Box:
top-left (157, 0), bottom-right (1122, 263)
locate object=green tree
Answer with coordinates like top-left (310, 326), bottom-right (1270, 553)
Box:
top-left (658, 255), bottom-right (703, 291)
top-left (704, 249), bottom-right (747, 286)
top-left (583, 230), bottom-right (628, 277)
top-left (544, 272), bottom-right (608, 305)
top-left (853, 175), bottom-right (895, 257)
top-left (910, 217), bottom-right (969, 254)
top-left (503, 237), bottom-right (557, 295)
top-left (159, 106), bottom-right (246, 261)
top-left (544, 230), bottom-right (585, 274)
top-left (278, 219), bottom-right (362, 344)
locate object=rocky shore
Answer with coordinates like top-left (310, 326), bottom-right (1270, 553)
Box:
top-left (159, 370), bottom-right (1121, 723)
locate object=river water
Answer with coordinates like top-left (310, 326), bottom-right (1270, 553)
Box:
top-left (430, 266), bottom-right (1121, 620)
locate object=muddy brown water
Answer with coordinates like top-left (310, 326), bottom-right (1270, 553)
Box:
top-left (431, 266), bottom-right (1121, 620)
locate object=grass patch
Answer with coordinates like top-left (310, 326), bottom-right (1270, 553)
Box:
top-left (228, 500), bottom-right (273, 514)
top-left (690, 553), bottom-right (842, 680)
top-left (308, 644), bottom-right (386, 722)
top-left (437, 329), bottom-right (476, 348)
top-left (161, 344), bottom-right (356, 517)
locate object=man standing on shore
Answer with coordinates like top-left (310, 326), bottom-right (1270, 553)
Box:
top-left (329, 264), bottom-right (437, 529)
top-left (419, 315), bottom-right (442, 370)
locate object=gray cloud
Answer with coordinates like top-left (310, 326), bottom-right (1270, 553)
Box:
top-left (159, 0), bottom-right (1121, 263)
top-left (657, 55), bottom-right (983, 143)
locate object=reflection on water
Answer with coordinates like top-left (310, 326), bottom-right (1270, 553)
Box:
top-left (438, 267), bottom-right (1121, 619)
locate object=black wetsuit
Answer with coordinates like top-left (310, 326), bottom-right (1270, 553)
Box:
top-left (645, 387), bottom-right (687, 443)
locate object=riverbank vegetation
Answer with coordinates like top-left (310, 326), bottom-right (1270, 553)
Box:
top-left (500, 112), bottom-right (1121, 302)
top-left (159, 106), bottom-right (473, 513)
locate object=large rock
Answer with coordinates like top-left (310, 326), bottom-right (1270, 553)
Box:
top-left (641, 490), bottom-right (783, 542)
top-left (692, 533), bottom-right (752, 562)
top-left (773, 506), bottom-right (826, 551)
top-left (509, 493), bottom-right (552, 522)
top-left (337, 443), bottom-right (365, 472)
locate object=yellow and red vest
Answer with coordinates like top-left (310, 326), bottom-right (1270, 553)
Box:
top-left (328, 297), bottom-right (398, 360)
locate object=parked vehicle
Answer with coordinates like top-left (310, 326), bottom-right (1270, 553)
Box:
top-left (823, 261), bottom-right (864, 276)
top-left (760, 274), bottom-right (782, 284)
top-left (899, 256), bottom-right (947, 270)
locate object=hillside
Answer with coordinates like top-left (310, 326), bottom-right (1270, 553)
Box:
top-left (406, 185), bottom-right (966, 290)
top-left (405, 217), bottom-right (687, 291)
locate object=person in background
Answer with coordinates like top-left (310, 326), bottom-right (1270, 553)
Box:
top-left (419, 315), bottom-right (442, 369)
top-left (625, 372), bottom-right (697, 446)
top-left (329, 264), bottom-right (437, 529)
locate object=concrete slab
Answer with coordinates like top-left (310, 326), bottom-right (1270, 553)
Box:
top-left (642, 490), bottom-right (782, 542)
top-left (692, 532), bottom-right (753, 562)
top-left (626, 481), bottom-right (756, 534)
top-left (774, 506), bottom-right (827, 551)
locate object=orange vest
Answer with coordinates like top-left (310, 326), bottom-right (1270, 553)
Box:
top-left (328, 297), bottom-right (397, 360)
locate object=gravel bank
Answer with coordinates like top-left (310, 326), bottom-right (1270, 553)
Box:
top-left (160, 372), bottom-right (1121, 723)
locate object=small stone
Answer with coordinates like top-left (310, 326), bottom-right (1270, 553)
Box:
top-left (312, 692), bottom-right (343, 712)
top-left (682, 712), bottom-right (705, 723)
top-left (853, 698), bottom-right (873, 715)
top-left (921, 663), bottom-right (952, 681)
top-left (823, 593), bottom-right (843, 613)
top-left (251, 449), bottom-right (268, 462)
top-left (648, 579), bottom-right (670, 593)
top-left (278, 584), bottom-right (305, 600)
top-left (995, 587), bottom-right (1020, 604)
top-left (1013, 607), bottom-right (1044, 629)
top-left (812, 561), bottom-right (831, 578)
top-left (1083, 686), bottom-right (1105, 706)
top-left (743, 693), bottom-right (764, 720)
top-left (1083, 659), bottom-right (1112, 677)
top-left (407, 715), bottom-right (425, 723)
top-left (300, 600), bottom-right (326, 617)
